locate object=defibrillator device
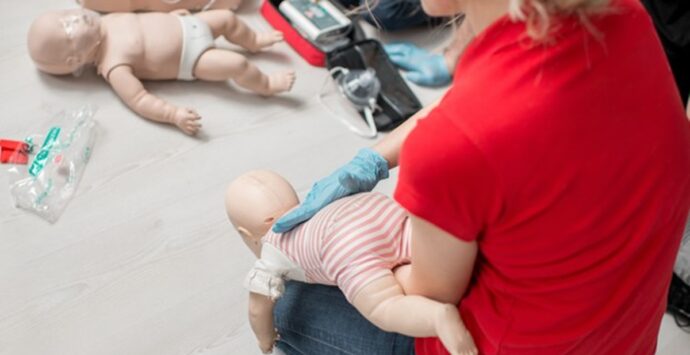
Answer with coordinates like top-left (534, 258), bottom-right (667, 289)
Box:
top-left (261, 0), bottom-right (422, 135)
top-left (278, 0), bottom-right (352, 52)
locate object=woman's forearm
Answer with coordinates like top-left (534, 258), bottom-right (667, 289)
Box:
top-left (373, 97), bottom-right (444, 168)
top-left (407, 215), bottom-right (477, 305)
top-left (374, 17), bottom-right (474, 168)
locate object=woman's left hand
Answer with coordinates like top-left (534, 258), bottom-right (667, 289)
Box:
top-left (385, 42), bottom-right (452, 87)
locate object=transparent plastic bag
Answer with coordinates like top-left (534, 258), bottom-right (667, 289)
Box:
top-left (8, 106), bottom-right (98, 222)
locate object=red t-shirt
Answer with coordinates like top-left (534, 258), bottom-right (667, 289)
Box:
top-left (394, 1), bottom-right (690, 354)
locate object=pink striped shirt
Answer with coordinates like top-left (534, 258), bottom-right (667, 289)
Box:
top-left (262, 192), bottom-right (412, 302)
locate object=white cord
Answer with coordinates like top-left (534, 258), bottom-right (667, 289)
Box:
top-left (317, 67), bottom-right (379, 139)
top-left (362, 106), bottom-right (377, 138)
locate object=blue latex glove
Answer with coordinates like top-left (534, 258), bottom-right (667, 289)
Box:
top-left (272, 148), bottom-right (389, 233)
top-left (384, 42), bottom-right (452, 87)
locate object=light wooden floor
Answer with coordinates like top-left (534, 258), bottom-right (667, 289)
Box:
top-left (1, 1), bottom-right (688, 354)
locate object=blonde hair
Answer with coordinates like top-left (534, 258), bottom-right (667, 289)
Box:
top-left (508, 0), bottom-right (611, 40)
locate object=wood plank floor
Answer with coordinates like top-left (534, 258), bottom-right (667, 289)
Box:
top-left (1, 1), bottom-right (688, 354)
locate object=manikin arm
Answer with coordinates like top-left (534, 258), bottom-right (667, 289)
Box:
top-left (108, 65), bottom-right (201, 134)
top-left (349, 214), bottom-right (479, 354)
top-left (248, 292), bottom-right (278, 354)
top-left (78, 0), bottom-right (240, 12)
top-left (352, 275), bottom-right (477, 355)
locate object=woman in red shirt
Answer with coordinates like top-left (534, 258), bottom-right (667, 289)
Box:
top-left (272, 0), bottom-right (690, 353)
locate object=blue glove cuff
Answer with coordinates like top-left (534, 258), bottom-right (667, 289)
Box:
top-left (429, 54), bottom-right (452, 86)
top-left (356, 148), bottom-right (390, 181)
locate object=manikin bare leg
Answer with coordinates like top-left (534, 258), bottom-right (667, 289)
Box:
top-left (194, 49), bottom-right (295, 95)
top-left (353, 274), bottom-right (477, 355)
top-left (194, 10), bottom-right (283, 52)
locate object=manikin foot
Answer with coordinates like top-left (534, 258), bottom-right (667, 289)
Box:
top-left (251, 31), bottom-right (284, 52)
top-left (435, 305), bottom-right (478, 355)
top-left (264, 71), bottom-right (296, 95)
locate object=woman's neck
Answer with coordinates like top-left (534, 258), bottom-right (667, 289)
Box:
top-left (464, 0), bottom-right (510, 36)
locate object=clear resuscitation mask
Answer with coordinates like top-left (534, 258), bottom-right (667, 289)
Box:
top-left (59, 9), bottom-right (102, 77)
top-left (7, 106), bottom-right (98, 223)
top-left (318, 67), bottom-right (381, 138)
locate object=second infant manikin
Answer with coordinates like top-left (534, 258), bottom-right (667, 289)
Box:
top-left (27, 8), bottom-right (295, 135)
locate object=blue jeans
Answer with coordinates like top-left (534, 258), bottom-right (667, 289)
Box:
top-left (273, 281), bottom-right (416, 355)
top-left (336, 0), bottom-right (442, 31)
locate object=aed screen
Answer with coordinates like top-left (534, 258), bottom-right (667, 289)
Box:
top-left (288, 0), bottom-right (341, 30)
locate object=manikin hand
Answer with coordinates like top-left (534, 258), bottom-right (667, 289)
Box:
top-left (385, 42), bottom-right (452, 87)
top-left (435, 305), bottom-right (479, 355)
top-left (173, 108), bottom-right (202, 135)
top-left (272, 148), bottom-right (389, 233)
top-left (393, 267), bottom-right (478, 355)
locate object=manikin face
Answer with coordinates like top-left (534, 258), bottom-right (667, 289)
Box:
top-left (27, 9), bottom-right (102, 75)
top-left (62, 9), bottom-right (102, 64)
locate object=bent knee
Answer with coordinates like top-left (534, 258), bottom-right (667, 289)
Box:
top-left (196, 9), bottom-right (237, 36)
top-left (232, 57), bottom-right (251, 74)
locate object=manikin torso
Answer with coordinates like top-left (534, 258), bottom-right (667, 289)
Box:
top-left (257, 192), bottom-right (412, 301)
top-left (99, 13), bottom-right (183, 79)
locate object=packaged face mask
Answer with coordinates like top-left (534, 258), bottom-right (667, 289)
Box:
top-left (7, 106), bottom-right (98, 223)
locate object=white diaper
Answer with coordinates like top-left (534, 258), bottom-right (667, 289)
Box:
top-left (244, 243), bottom-right (306, 300)
top-left (177, 16), bottom-right (215, 81)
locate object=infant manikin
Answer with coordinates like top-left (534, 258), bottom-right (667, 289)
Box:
top-left (225, 170), bottom-right (477, 355)
top-left (77, 0), bottom-right (242, 13)
top-left (28, 9), bottom-right (295, 135)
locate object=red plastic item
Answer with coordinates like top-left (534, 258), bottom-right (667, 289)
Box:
top-left (0, 139), bottom-right (30, 164)
top-left (261, 0), bottom-right (327, 67)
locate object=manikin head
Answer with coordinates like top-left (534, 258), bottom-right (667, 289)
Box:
top-left (225, 170), bottom-right (299, 257)
top-left (27, 9), bottom-right (102, 75)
